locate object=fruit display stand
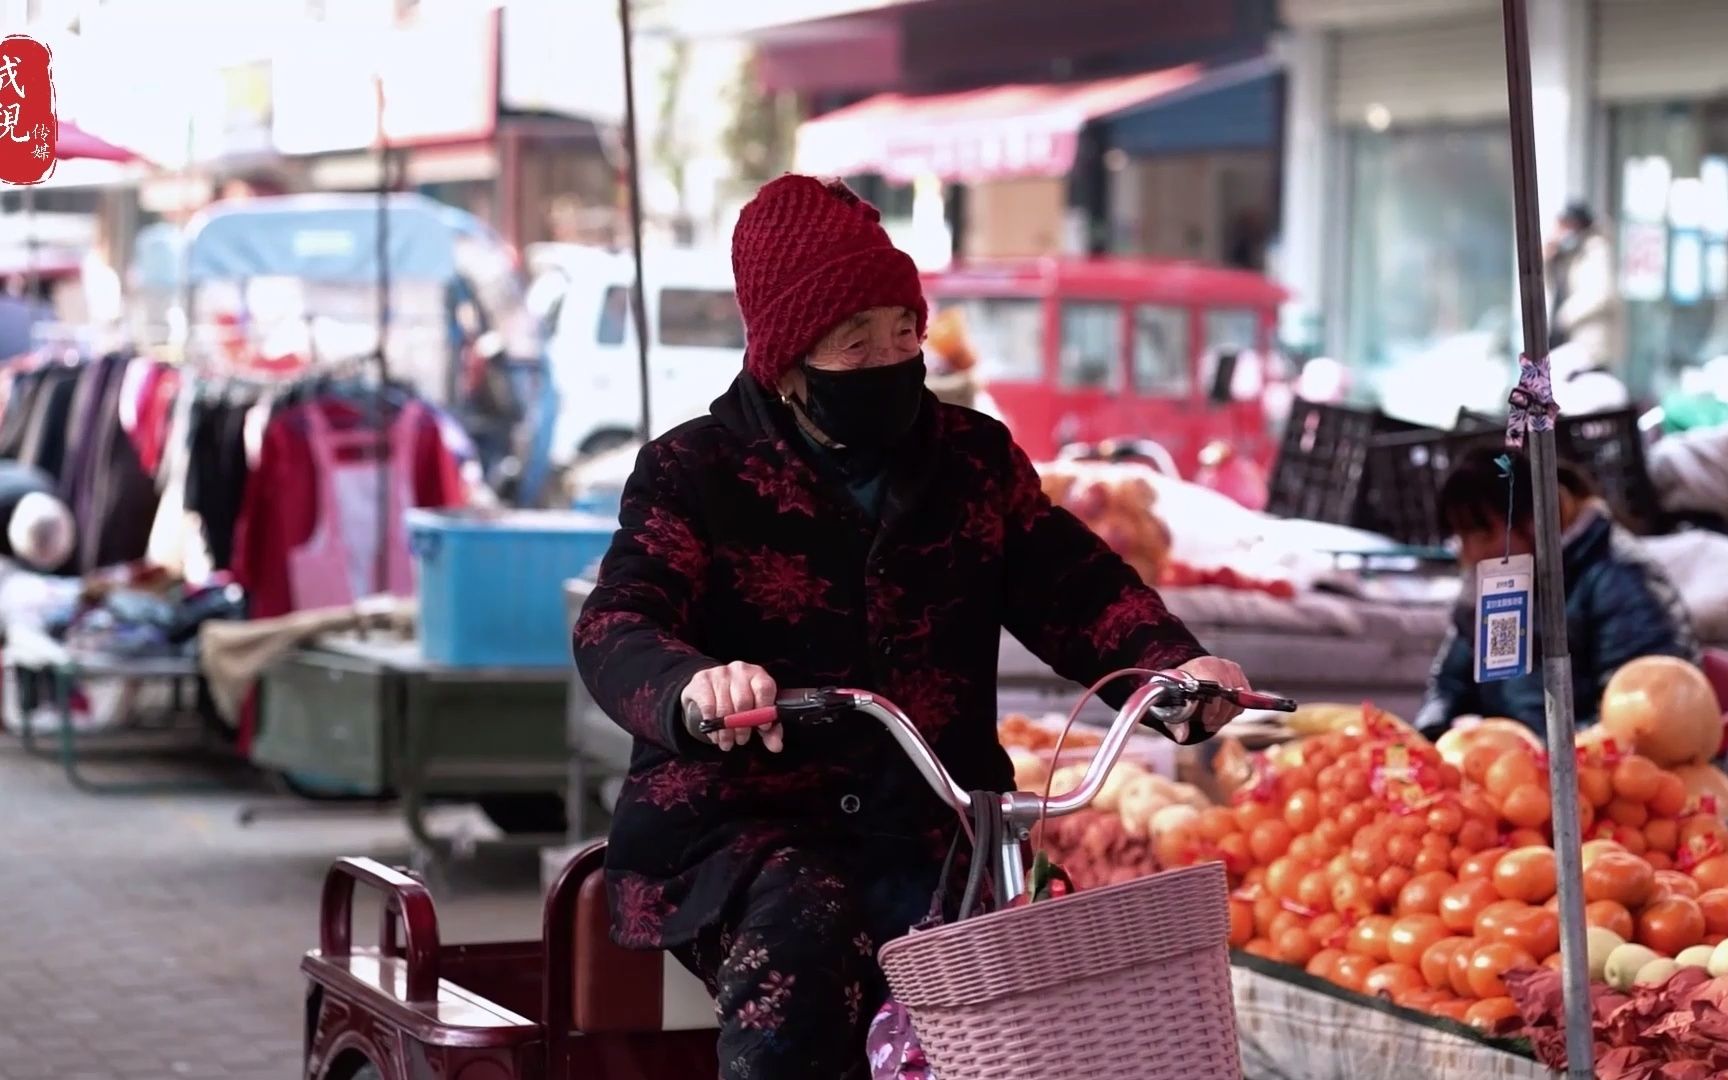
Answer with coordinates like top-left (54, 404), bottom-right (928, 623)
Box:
top-left (1030, 814), bottom-right (1551, 1078)
top-left (1230, 952), bottom-right (1548, 1080)
top-left (1019, 740), bottom-right (1555, 1078)
top-left (1020, 651), bottom-right (1728, 1077)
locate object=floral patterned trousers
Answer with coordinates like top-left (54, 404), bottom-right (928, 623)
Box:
top-left (672, 845), bottom-right (941, 1080)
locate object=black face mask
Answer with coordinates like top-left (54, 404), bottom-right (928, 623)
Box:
top-left (797, 355), bottom-right (927, 452)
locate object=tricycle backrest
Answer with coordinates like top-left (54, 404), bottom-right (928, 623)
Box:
top-left (574, 866), bottom-right (716, 1033)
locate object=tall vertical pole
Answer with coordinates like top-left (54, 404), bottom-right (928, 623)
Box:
top-left (617, 0), bottom-right (653, 441)
top-left (1500, 3), bottom-right (1592, 1076)
top-left (375, 74), bottom-right (393, 597)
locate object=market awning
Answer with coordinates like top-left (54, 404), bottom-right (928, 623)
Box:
top-left (793, 55), bottom-right (1278, 185)
top-left (57, 120), bottom-right (146, 164)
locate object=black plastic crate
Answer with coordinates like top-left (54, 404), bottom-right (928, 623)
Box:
top-left (1454, 408), bottom-right (1503, 432)
top-left (1363, 426), bottom-right (1510, 547)
top-left (1390, 406), bottom-right (1661, 540)
top-left (1555, 408), bottom-right (1662, 535)
top-left (1265, 400), bottom-right (1424, 528)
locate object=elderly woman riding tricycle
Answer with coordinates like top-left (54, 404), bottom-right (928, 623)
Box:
top-left (302, 175), bottom-right (1266, 1080)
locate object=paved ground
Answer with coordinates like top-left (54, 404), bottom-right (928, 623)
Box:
top-left (0, 737), bottom-right (549, 1080)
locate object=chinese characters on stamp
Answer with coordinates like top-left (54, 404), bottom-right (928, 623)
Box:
top-left (0, 36), bottom-right (57, 185)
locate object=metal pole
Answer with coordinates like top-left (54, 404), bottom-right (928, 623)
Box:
top-left (1499, 3), bottom-right (1592, 1076)
top-left (23, 186), bottom-right (37, 317)
top-left (617, 0), bottom-right (652, 441)
top-left (375, 76), bottom-right (392, 597)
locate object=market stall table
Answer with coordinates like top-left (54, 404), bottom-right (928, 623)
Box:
top-left (1231, 954), bottom-right (1548, 1079)
top-left (8, 646), bottom-right (228, 795)
top-left (248, 633), bottom-right (569, 868)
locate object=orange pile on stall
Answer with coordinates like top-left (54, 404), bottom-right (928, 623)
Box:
top-left (1169, 707), bottom-right (1728, 1036)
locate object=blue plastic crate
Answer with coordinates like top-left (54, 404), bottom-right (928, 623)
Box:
top-left (408, 509), bottom-right (618, 668)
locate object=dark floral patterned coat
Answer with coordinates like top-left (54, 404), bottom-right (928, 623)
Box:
top-left (572, 373), bottom-right (1208, 950)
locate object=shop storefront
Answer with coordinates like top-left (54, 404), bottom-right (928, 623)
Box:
top-left (1333, 13), bottom-right (1515, 375)
top-left (740, 0), bottom-right (1281, 266)
top-left (1277, 0), bottom-right (1590, 420)
top-left (793, 55), bottom-right (1283, 265)
top-left (1597, 0), bottom-right (1728, 396)
top-left (1279, 0), bottom-right (1728, 410)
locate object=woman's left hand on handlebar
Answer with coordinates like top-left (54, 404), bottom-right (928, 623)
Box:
top-left (1177, 656), bottom-right (1251, 735)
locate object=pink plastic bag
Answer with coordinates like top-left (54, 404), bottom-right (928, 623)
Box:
top-left (868, 999), bottom-right (935, 1079)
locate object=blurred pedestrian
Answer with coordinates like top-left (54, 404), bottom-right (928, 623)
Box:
top-left (1545, 201), bottom-right (1622, 370)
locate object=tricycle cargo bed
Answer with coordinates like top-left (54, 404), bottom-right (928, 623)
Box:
top-left (303, 848), bottom-right (718, 1080)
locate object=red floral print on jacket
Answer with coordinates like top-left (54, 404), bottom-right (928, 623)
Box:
top-left (572, 374), bottom-right (1207, 950)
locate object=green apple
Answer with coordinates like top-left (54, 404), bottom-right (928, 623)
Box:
top-left (1677, 945), bottom-right (1716, 969)
top-left (1634, 958), bottom-right (1682, 988)
top-left (1605, 943), bottom-right (1661, 991)
top-left (1587, 927), bottom-right (1626, 980)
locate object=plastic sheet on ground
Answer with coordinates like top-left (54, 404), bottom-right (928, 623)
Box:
top-left (1231, 954), bottom-right (1547, 1080)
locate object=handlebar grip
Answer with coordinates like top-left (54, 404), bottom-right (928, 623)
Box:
top-left (717, 706), bottom-right (780, 730)
top-left (683, 701), bottom-right (784, 740)
top-left (1233, 689), bottom-right (1299, 713)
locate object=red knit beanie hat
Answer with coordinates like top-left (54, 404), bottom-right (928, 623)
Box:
top-left (731, 174), bottom-right (928, 387)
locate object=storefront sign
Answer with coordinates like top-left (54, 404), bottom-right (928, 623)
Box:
top-left (1672, 231), bottom-right (1705, 306)
top-left (380, 11), bottom-right (497, 147)
top-left (218, 60), bottom-right (273, 158)
top-left (1622, 155), bottom-right (1672, 226)
top-left (1621, 221), bottom-right (1668, 303)
top-left (1703, 158), bottom-right (1728, 239)
top-left (272, 9), bottom-right (497, 157)
top-left (501, 0), bottom-right (622, 125)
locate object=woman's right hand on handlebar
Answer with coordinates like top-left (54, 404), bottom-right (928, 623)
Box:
top-left (682, 661), bottom-right (784, 753)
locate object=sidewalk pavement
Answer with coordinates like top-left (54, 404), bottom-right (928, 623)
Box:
top-left (0, 742), bottom-right (546, 1080)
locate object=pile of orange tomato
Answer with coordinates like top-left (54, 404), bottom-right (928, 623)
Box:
top-left (1177, 713), bottom-right (1728, 1034)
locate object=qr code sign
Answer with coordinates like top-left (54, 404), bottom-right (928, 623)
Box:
top-left (1486, 611), bottom-right (1520, 666)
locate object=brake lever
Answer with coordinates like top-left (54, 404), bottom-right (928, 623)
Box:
top-left (1145, 675), bottom-right (1298, 745)
top-left (1176, 677), bottom-right (1299, 714)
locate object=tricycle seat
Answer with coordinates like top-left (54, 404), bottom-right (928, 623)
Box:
top-left (561, 846), bottom-right (717, 1033)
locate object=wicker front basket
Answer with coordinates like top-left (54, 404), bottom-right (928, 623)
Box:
top-left (877, 861), bottom-right (1240, 1079)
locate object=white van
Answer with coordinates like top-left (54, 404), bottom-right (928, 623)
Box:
top-left (533, 244), bottom-right (744, 464)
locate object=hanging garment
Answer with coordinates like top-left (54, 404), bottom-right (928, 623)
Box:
top-left (0, 366), bottom-right (44, 460)
top-left (69, 353), bottom-right (160, 573)
top-left (185, 390), bottom-right (257, 572)
top-left (146, 380), bottom-right (209, 582)
top-left (16, 363), bottom-right (80, 481)
top-left (285, 398), bottom-right (425, 611)
top-left (231, 394), bottom-right (464, 622)
top-left (56, 355), bottom-right (123, 513)
top-left (117, 359), bottom-right (181, 478)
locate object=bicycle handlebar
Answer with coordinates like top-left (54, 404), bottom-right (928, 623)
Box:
top-left (682, 675), bottom-right (1296, 822)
